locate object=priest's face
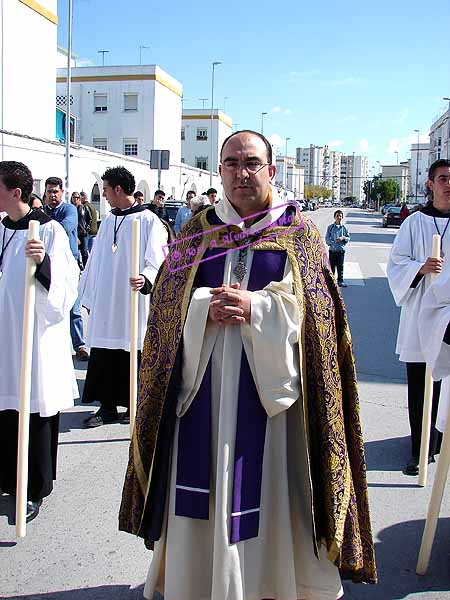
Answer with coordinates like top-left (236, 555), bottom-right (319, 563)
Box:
top-left (45, 184), bottom-right (64, 209)
top-left (220, 133), bottom-right (276, 220)
top-left (429, 166), bottom-right (450, 210)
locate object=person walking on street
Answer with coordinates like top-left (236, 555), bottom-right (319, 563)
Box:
top-left (80, 191), bottom-right (98, 253)
top-left (325, 210), bottom-right (350, 287)
top-left (44, 177), bottom-right (89, 361)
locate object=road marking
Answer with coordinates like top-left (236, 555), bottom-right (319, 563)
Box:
top-left (378, 262), bottom-right (387, 276)
top-left (350, 242), bottom-right (395, 249)
top-left (343, 262), bottom-right (365, 286)
top-left (75, 369), bottom-right (86, 380)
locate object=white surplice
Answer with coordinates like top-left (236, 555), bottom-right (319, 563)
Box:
top-left (144, 197), bottom-right (343, 600)
top-left (387, 211), bottom-right (450, 362)
top-left (0, 220), bottom-right (79, 417)
top-left (419, 262), bottom-right (450, 432)
top-left (78, 208), bottom-right (167, 351)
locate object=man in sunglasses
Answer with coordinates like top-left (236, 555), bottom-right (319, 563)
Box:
top-left (121, 130), bottom-right (377, 599)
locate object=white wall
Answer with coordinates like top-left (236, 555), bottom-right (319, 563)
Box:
top-left (181, 110), bottom-right (232, 173)
top-left (0, 130), bottom-right (223, 216)
top-left (1, 0), bottom-right (57, 144)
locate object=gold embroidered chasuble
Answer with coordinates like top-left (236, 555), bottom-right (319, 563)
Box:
top-left (119, 206), bottom-right (377, 585)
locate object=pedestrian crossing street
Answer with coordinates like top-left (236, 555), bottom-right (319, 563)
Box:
top-left (339, 262), bottom-right (388, 286)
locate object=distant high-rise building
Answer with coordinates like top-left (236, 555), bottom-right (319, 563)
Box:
top-left (340, 155), bottom-right (368, 204)
top-left (296, 145), bottom-right (323, 185)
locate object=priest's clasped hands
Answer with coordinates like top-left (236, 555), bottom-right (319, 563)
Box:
top-left (209, 282), bottom-right (251, 326)
top-left (25, 240), bottom-right (45, 265)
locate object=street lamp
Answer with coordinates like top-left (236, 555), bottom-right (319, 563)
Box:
top-left (285, 137), bottom-right (291, 158)
top-left (443, 97), bottom-right (450, 111)
top-left (223, 96), bottom-right (230, 113)
top-left (395, 151), bottom-right (399, 165)
top-left (261, 112), bottom-right (268, 135)
top-left (139, 45), bottom-right (150, 65)
top-left (210, 61), bottom-right (222, 186)
top-left (284, 138), bottom-right (291, 188)
top-left (98, 50), bottom-right (109, 66)
top-left (414, 129), bottom-right (420, 204)
top-left (198, 98), bottom-right (208, 108)
top-left (65, 0), bottom-right (74, 204)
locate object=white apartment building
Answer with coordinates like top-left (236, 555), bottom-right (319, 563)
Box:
top-left (430, 109), bottom-right (450, 163)
top-left (322, 148), bottom-right (342, 201)
top-left (275, 156), bottom-right (304, 199)
top-left (340, 155), bottom-right (368, 204)
top-left (181, 109), bottom-right (232, 174)
top-left (409, 143), bottom-right (430, 202)
top-left (296, 145), bottom-right (324, 185)
top-left (0, 0), bottom-right (57, 146)
top-left (381, 164), bottom-right (409, 201)
top-left (56, 64), bottom-right (183, 165)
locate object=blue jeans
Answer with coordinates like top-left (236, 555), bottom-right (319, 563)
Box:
top-left (70, 297), bottom-right (85, 350)
top-left (87, 235), bottom-right (96, 252)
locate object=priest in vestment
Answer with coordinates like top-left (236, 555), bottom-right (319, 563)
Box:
top-left (79, 167), bottom-right (167, 428)
top-left (120, 131), bottom-right (377, 599)
top-left (387, 159), bottom-right (450, 475)
top-left (0, 161), bottom-right (79, 522)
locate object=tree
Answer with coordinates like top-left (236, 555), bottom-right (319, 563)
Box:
top-left (304, 185), bottom-right (332, 200)
top-left (370, 177), bottom-right (400, 205)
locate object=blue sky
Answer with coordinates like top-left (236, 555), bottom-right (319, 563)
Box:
top-left (57, 0), bottom-right (450, 169)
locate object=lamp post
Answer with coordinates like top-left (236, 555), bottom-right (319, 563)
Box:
top-left (198, 98), bottom-right (208, 108)
top-left (261, 112), bottom-right (268, 135)
top-left (139, 45), bottom-right (150, 65)
top-left (65, 0), bottom-right (73, 204)
top-left (395, 150), bottom-right (399, 165)
top-left (284, 138), bottom-right (291, 189)
top-left (414, 129), bottom-right (420, 204)
top-left (209, 61), bottom-right (222, 186)
top-left (223, 96), bottom-right (230, 113)
top-left (98, 50), bottom-right (109, 66)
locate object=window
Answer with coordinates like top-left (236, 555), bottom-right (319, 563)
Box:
top-left (93, 138), bottom-right (108, 151)
top-left (196, 128), bottom-right (208, 141)
top-left (124, 138), bottom-right (138, 156)
top-left (124, 93), bottom-right (138, 112)
top-left (181, 128), bottom-right (185, 141)
top-left (181, 158), bottom-right (185, 163)
top-left (196, 156), bottom-right (208, 170)
top-left (94, 94), bottom-right (107, 112)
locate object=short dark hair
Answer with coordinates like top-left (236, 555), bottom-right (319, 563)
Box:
top-left (102, 167), bottom-right (135, 195)
top-left (0, 161), bottom-right (34, 203)
top-left (220, 130), bottom-right (273, 165)
top-left (154, 189), bottom-right (165, 197)
top-left (334, 210), bottom-right (343, 218)
top-left (45, 176), bottom-right (63, 190)
top-left (428, 159), bottom-right (450, 181)
top-left (186, 190), bottom-right (196, 198)
top-left (134, 190), bottom-right (144, 199)
top-left (206, 188), bottom-right (217, 195)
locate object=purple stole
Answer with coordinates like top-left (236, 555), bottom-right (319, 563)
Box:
top-left (175, 247), bottom-right (286, 543)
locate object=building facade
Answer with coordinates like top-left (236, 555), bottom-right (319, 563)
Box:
top-left (275, 156), bottom-right (304, 199)
top-left (429, 109), bottom-right (450, 163)
top-left (340, 155), bottom-right (368, 204)
top-left (296, 145), bottom-right (324, 185)
top-left (409, 143), bottom-right (430, 202)
top-left (181, 109), bottom-right (232, 173)
top-left (56, 64), bottom-right (183, 165)
top-left (381, 164), bottom-right (410, 201)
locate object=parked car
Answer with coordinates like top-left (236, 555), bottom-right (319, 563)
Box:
top-left (382, 206), bottom-right (402, 228)
top-left (164, 200), bottom-right (184, 227)
top-left (381, 203), bottom-right (396, 215)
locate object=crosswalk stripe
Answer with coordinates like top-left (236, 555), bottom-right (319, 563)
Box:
top-left (342, 262), bottom-right (365, 286)
top-left (378, 262), bottom-right (387, 276)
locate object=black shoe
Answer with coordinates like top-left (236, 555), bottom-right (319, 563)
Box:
top-left (83, 408), bottom-right (119, 428)
top-left (338, 281), bottom-right (348, 288)
top-left (120, 409), bottom-right (130, 425)
top-left (26, 499), bottom-right (42, 523)
top-left (404, 456), bottom-right (435, 476)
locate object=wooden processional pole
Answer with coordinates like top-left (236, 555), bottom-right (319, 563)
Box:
top-left (16, 220), bottom-right (39, 538)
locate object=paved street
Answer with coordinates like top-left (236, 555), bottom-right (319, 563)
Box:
top-left (1, 209), bottom-right (450, 599)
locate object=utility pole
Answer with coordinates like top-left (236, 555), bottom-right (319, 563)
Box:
top-left (98, 50), bottom-right (109, 66)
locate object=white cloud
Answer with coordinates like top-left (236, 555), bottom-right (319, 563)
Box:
top-left (387, 138), bottom-right (401, 153)
top-left (289, 69), bottom-right (320, 81)
top-left (359, 138), bottom-right (370, 151)
top-left (284, 108), bottom-right (292, 115)
top-left (271, 106), bottom-right (281, 113)
top-left (338, 114), bottom-right (357, 123)
top-left (268, 133), bottom-right (284, 151)
top-left (327, 139), bottom-right (344, 148)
